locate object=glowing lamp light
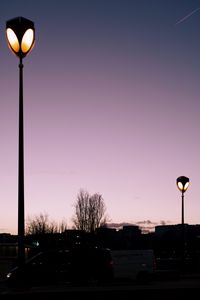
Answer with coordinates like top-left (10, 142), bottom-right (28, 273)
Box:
top-left (6, 17), bottom-right (35, 58)
top-left (176, 176), bottom-right (190, 193)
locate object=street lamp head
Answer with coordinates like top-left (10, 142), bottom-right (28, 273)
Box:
top-left (6, 16), bottom-right (35, 58)
top-left (176, 176), bottom-right (190, 193)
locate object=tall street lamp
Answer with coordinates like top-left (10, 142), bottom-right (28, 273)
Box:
top-left (176, 176), bottom-right (190, 263)
top-left (6, 16), bottom-right (35, 266)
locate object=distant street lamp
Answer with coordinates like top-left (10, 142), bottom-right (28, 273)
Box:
top-left (176, 176), bottom-right (190, 225)
top-left (6, 16), bottom-right (35, 266)
top-left (176, 176), bottom-right (190, 264)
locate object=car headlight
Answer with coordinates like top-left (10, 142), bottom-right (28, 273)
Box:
top-left (6, 273), bottom-right (12, 278)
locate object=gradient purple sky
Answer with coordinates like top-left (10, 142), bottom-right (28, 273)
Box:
top-left (1, 0), bottom-right (200, 234)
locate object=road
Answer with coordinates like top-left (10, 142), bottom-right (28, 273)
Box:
top-left (1, 274), bottom-right (200, 299)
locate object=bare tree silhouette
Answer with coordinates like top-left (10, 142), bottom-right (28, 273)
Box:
top-left (72, 189), bottom-right (107, 232)
top-left (26, 213), bottom-right (57, 235)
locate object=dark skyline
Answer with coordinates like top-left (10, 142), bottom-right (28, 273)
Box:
top-left (1, 0), bottom-right (200, 233)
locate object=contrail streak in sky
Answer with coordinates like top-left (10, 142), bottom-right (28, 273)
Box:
top-left (175, 7), bottom-right (200, 25)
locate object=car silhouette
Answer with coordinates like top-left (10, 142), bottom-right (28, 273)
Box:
top-left (6, 246), bottom-right (113, 290)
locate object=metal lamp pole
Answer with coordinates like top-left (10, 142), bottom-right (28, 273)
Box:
top-left (176, 176), bottom-right (190, 269)
top-left (6, 16), bottom-right (35, 266)
top-left (18, 55), bottom-right (25, 265)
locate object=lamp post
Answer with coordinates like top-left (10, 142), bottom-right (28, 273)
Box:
top-left (176, 176), bottom-right (189, 266)
top-left (6, 17), bottom-right (35, 266)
